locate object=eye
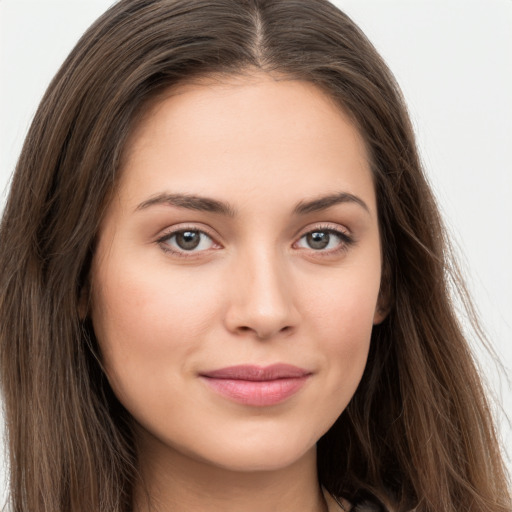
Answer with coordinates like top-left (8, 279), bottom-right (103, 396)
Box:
top-left (295, 228), bottom-right (353, 252)
top-left (158, 229), bottom-right (217, 254)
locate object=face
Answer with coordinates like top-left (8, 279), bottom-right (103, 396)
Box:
top-left (89, 73), bottom-right (385, 473)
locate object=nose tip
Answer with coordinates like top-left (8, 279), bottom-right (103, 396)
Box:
top-left (224, 257), bottom-right (299, 340)
top-left (233, 314), bottom-right (295, 340)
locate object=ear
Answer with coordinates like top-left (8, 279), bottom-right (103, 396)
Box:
top-left (373, 281), bottom-right (391, 325)
top-left (77, 281), bottom-right (90, 320)
top-left (373, 300), bottom-right (389, 325)
top-left (373, 255), bottom-right (393, 325)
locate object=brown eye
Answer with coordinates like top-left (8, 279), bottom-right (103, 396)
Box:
top-left (175, 231), bottom-right (201, 250)
top-left (160, 229), bottom-right (216, 254)
top-left (295, 228), bottom-right (354, 253)
top-left (306, 231), bottom-right (330, 250)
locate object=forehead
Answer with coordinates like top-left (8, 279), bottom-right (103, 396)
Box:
top-left (116, 72), bottom-right (375, 216)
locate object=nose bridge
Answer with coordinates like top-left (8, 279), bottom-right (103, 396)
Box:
top-left (225, 243), bottom-right (298, 339)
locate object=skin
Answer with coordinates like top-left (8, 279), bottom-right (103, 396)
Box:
top-left (89, 72), bottom-right (385, 512)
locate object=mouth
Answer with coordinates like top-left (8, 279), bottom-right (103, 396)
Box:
top-left (199, 364), bottom-right (312, 406)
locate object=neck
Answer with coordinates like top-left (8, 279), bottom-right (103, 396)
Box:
top-left (133, 433), bottom-right (328, 512)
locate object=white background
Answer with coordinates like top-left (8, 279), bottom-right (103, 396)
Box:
top-left (0, 0), bottom-right (511, 506)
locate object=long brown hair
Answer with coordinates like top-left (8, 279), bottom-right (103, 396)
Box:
top-left (0, 1), bottom-right (510, 511)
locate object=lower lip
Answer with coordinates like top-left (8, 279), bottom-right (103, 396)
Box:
top-left (200, 376), bottom-right (309, 406)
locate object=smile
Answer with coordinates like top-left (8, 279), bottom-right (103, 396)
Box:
top-left (199, 364), bottom-right (312, 406)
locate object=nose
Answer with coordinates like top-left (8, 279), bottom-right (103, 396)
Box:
top-left (224, 249), bottom-right (299, 340)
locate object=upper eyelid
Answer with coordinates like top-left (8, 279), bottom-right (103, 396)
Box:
top-left (294, 222), bottom-right (352, 239)
top-left (295, 227), bottom-right (353, 246)
top-left (156, 224), bottom-right (219, 242)
top-left (157, 222), bottom-right (349, 237)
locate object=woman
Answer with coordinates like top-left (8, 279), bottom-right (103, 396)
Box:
top-left (0, 1), bottom-right (510, 511)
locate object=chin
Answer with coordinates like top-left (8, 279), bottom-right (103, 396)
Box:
top-left (185, 426), bottom-right (320, 473)
top-left (205, 446), bottom-right (315, 473)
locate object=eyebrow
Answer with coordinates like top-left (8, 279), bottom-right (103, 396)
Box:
top-left (293, 192), bottom-right (370, 215)
top-left (136, 193), bottom-right (237, 217)
top-left (135, 191), bottom-right (370, 216)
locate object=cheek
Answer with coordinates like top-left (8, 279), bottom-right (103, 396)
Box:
top-left (93, 251), bottom-right (219, 340)
top-left (299, 262), bottom-right (380, 398)
top-left (89, 255), bottom-right (221, 404)
top-left (302, 259), bottom-right (380, 338)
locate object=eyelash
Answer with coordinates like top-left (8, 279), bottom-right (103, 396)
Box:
top-left (156, 224), bottom-right (355, 258)
top-left (293, 224), bottom-right (355, 257)
top-left (156, 225), bottom-right (219, 258)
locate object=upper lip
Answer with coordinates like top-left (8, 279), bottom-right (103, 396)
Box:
top-left (200, 364), bottom-right (311, 381)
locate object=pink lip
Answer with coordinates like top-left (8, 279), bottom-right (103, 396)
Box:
top-left (199, 364), bottom-right (311, 406)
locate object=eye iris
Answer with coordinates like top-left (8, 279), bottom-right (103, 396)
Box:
top-left (175, 231), bottom-right (201, 250)
top-left (307, 231), bottom-right (330, 250)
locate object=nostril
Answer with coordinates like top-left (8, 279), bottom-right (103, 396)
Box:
top-left (235, 324), bottom-right (294, 339)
